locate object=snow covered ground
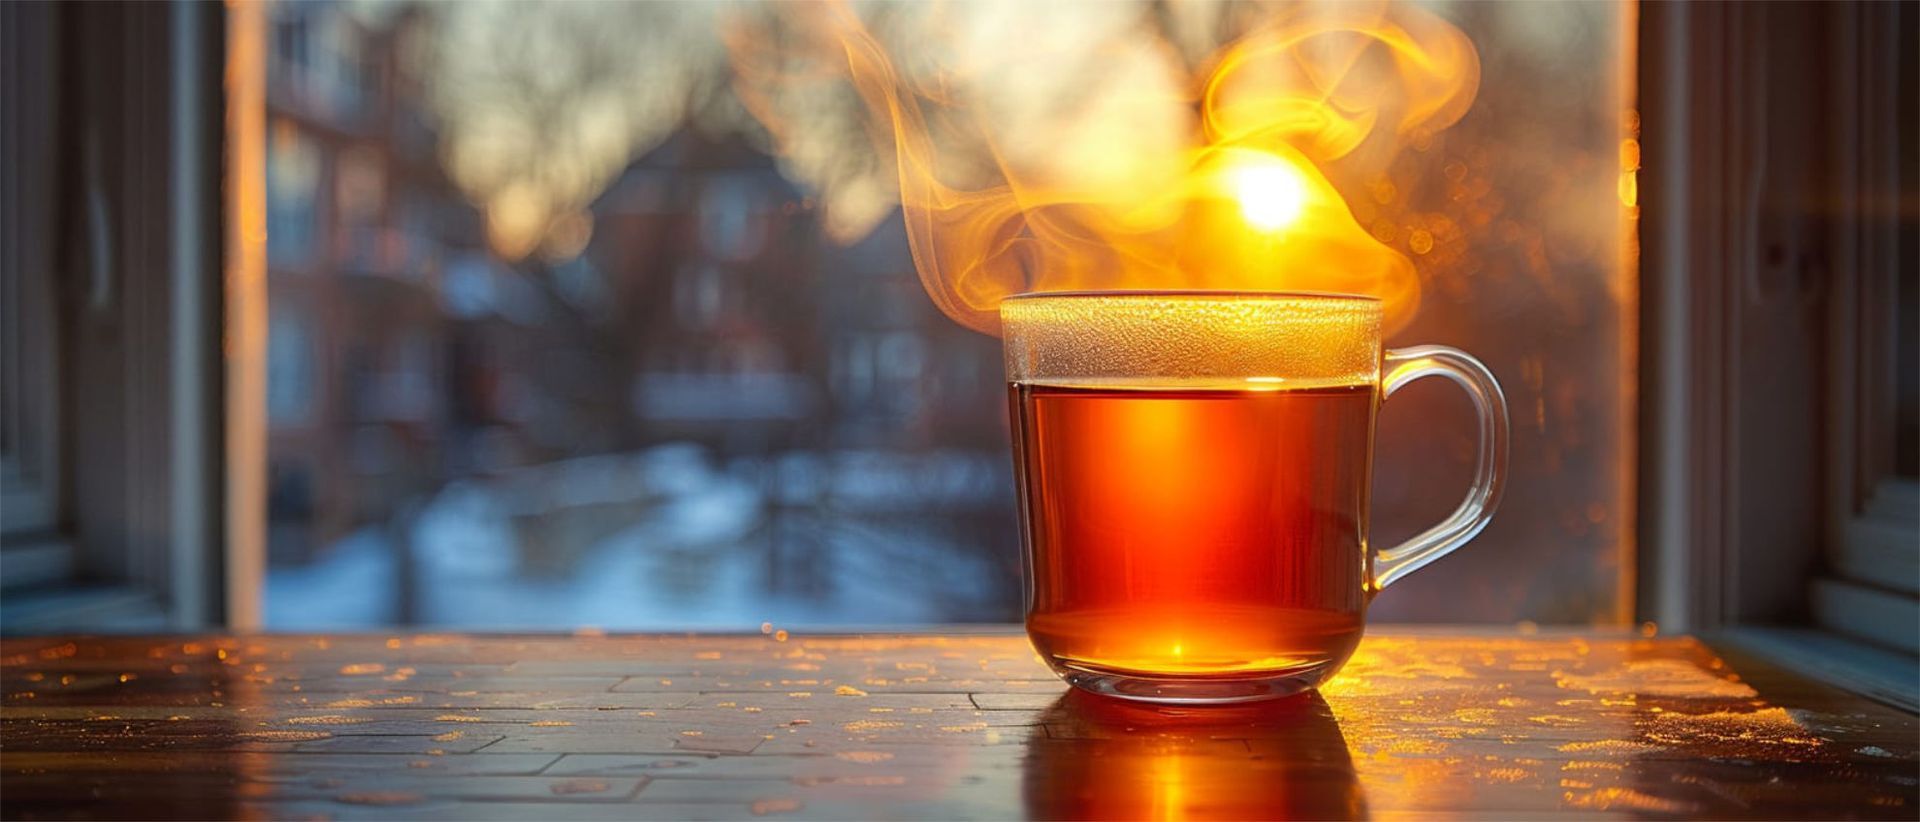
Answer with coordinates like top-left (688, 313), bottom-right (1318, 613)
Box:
top-left (266, 443), bottom-right (1018, 629)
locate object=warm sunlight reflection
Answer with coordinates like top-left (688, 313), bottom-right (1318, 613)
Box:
top-left (1231, 158), bottom-right (1310, 232)
top-left (1148, 751), bottom-right (1188, 821)
top-left (1022, 691), bottom-right (1365, 820)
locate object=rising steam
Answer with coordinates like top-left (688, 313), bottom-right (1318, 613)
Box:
top-left (729, 1), bottom-right (1479, 336)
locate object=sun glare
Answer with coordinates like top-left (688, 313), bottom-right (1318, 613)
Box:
top-left (1231, 160), bottom-right (1309, 232)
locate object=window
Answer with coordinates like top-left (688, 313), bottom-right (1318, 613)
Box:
top-left (699, 177), bottom-right (768, 262)
top-left (266, 305), bottom-right (316, 424)
top-left (246, 0), bottom-right (1635, 630)
top-left (334, 145), bottom-right (384, 271)
top-left (266, 120), bottom-right (321, 268)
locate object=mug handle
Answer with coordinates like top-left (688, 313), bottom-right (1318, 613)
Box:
top-left (1370, 345), bottom-right (1510, 592)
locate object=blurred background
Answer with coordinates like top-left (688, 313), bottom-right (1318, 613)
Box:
top-left (247, 0), bottom-right (1631, 629)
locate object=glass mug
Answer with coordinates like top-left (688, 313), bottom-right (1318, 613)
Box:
top-left (1003, 291), bottom-right (1508, 703)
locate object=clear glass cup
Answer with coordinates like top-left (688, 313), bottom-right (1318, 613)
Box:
top-left (1003, 291), bottom-right (1508, 703)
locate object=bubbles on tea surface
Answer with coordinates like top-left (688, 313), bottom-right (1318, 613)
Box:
top-left (1001, 293), bottom-right (1383, 389)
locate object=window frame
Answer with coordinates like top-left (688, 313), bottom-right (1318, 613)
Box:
top-left (0, 1), bottom-right (226, 631)
top-left (1638, 0), bottom-right (1918, 709)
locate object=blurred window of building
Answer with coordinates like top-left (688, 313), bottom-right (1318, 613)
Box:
top-left (386, 332), bottom-right (439, 423)
top-left (398, 194), bottom-right (439, 278)
top-left (877, 332), bottom-right (925, 419)
top-left (335, 145), bottom-right (384, 271)
top-left (272, 10), bottom-right (309, 90)
top-left (840, 336), bottom-right (875, 408)
top-left (675, 264), bottom-right (724, 329)
top-left (267, 120), bottom-right (321, 268)
top-left (267, 306), bottom-right (317, 425)
top-left (318, 10), bottom-right (365, 119)
top-left (699, 177), bottom-right (767, 262)
top-left (441, 253), bottom-right (496, 320)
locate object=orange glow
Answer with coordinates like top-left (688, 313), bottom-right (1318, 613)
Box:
top-left (1618, 138), bottom-right (1640, 208)
top-left (1148, 751), bottom-right (1187, 820)
top-left (729, 2), bottom-right (1479, 335)
top-left (1230, 158), bottom-right (1309, 232)
top-left (1024, 691), bottom-right (1364, 820)
top-left (224, 0), bottom-right (268, 629)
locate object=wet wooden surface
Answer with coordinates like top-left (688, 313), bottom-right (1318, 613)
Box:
top-left (1, 630), bottom-right (1914, 820)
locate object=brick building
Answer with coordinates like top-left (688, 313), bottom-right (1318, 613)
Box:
top-left (264, 3), bottom-right (499, 561)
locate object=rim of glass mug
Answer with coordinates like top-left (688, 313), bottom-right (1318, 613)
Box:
top-left (999, 290), bottom-right (1385, 389)
top-left (1001, 288), bottom-right (1382, 301)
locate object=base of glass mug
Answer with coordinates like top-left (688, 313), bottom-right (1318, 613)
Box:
top-left (1054, 660), bottom-right (1330, 704)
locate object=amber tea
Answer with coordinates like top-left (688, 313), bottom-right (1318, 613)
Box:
top-left (1012, 381), bottom-right (1374, 685)
top-left (1000, 292), bottom-right (1507, 703)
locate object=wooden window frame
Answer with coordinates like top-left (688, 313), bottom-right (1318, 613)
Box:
top-left (0, 2), bottom-right (226, 631)
top-left (1638, 1), bottom-right (1918, 710)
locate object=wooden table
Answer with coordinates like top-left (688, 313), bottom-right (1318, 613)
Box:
top-left (2, 630), bottom-right (1914, 819)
